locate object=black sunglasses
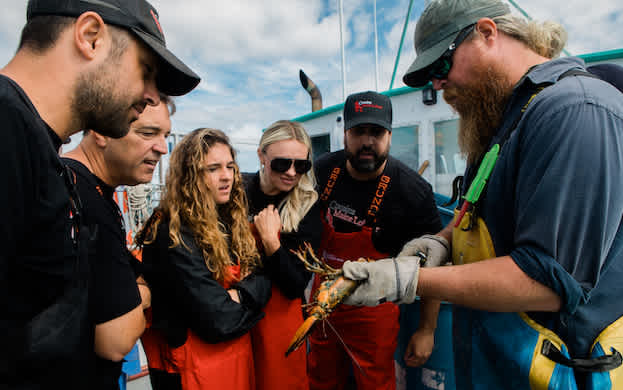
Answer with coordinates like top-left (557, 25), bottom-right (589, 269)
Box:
top-left (270, 157), bottom-right (312, 174)
top-left (428, 24), bottom-right (476, 81)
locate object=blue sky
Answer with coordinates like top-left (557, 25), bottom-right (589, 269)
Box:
top-left (1, 0), bottom-right (621, 170)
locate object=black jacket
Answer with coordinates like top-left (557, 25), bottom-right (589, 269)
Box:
top-left (142, 220), bottom-right (271, 348)
top-left (243, 172), bottom-right (321, 299)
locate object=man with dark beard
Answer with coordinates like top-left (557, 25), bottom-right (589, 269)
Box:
top-left (340, 1), bottom-right (623, 389)
top-left (0, 1), bottom-right (199, 389)
top-left (309, 91), bottom-right (442, 390)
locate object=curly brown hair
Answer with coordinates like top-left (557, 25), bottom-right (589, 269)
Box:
top-left (139, 128), bottom-right (260, 282)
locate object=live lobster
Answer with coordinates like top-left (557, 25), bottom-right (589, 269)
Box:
top-left (285, 243), bottom-right (371, 357)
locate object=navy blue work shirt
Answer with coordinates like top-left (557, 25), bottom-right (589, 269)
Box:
top-left (470, 57), bottom-right (623, 357)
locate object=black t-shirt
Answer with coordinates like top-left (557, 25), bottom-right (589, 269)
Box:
top-left (242, 172), bottom-right (321, 298)
top-left (314, 150), bottom-right (442, 256)
top-left (62, 158), bottom-right (142, 390)
top-left (0, 75), bottom-right (90, 388)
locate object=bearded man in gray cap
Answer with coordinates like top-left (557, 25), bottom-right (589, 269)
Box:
top-left (341, 1), bottom-right (623, 389)
top-left (0, 1), bottom-right (199, 389)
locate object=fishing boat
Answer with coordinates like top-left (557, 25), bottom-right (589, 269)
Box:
top-left (116, 46), bottom-right (623, 390)
top-left (113, 0), bottom-right (623, 386)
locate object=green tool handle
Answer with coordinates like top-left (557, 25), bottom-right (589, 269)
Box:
top-left (464, 144), bottom-right (500, 204)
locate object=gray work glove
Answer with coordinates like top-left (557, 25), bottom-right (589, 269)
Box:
top-left (398, 234), bottom-right (449, 268)
top-left (341, 256), bottom-right (422, 306)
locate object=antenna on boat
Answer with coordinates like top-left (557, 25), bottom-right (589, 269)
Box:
top-left (373, 0), bottom-right (379, 91)
top-left (337, 0), bottom-right (347, 101)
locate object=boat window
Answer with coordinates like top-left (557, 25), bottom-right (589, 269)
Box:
top-left (434, 119), bottom-right (465, 196)
top-left (311, 134), bottom-right (330, 161)
top-left (390, 125), bottom-right (420, 172)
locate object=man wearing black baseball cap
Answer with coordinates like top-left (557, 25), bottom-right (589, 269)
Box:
top-left (341, 1), bottom-right (623, 389)
top-left (0, 1), bottom-right (198, 389)
top-left (309, 90), bottom-right (442, 389)
top-left (26, 0), bottom-right (200, 98)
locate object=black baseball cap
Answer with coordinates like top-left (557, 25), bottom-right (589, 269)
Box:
top-left (343, 91), bottom-right (392, 132)
top-left (27, 0), bottom-right (200, 96)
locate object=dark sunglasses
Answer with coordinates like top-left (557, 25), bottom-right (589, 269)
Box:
top-left (427, 24), bottom-right (476, 81)
top-left (270, 157), bottom-right (312, 174)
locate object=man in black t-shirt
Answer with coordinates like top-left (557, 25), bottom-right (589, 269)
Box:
top-left (0, 1), bottom-right (198, 389)
top-left (63, 97), bottom-right (173, 389)
top-left (308, 91), bottom-right (443, 390)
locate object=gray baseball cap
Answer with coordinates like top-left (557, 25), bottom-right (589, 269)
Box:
top-left (402, 0), bottom-right (510, 88)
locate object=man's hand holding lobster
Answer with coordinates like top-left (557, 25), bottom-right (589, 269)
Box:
top-left (342, 234), bottom-right (449, 306)
top-left (285, 237), bottom-right (448, 356)
top-left (398, 234), bottom-right (449, 266)
top-left (342, 255), bottom-right (421, 306)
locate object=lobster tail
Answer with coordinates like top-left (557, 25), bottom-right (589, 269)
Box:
top-left (285, 315), bottom-right (318, 357)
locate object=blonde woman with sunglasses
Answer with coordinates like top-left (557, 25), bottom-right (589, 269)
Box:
top-left (243, 120), bottom-right (321, 390)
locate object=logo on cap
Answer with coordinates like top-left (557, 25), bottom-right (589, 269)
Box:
top-left (150, 9), bottom-right (163, 36)
top-left (354, 100), bottom-right (383, 112)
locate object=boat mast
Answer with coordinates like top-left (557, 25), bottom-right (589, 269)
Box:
top-left (338, 0), bottom-right (347, 101)
top-left (373, 0), bottom-right (379, 91)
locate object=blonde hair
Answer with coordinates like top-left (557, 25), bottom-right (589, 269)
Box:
top-left (259, 120), bottom-right (318, 233)
top-left (140, 128), bottom-right (260, 282)
top-left (492, 14), bottom-right (567, 59)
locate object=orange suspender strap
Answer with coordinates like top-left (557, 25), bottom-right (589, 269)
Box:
top-left (123, 191), bottom-right (129, 214)
top-left (366, 174), bottom-right (390, 225)
top-left (320, 167), bottom-right (341, 202)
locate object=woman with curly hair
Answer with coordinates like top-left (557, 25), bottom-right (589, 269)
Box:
top-left (243, 120), bottom-right (321, 390)
top-left (138, 128), bottom-right (271, 390)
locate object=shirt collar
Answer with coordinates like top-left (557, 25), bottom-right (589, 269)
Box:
top-left (520, 57), bottom-right (586, 88)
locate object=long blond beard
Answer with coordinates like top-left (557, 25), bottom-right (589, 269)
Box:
top-left (444, 63), bottom-right (514, 164)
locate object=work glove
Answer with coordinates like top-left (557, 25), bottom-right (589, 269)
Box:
top-left (341, 255), bottom-right (422, 306)
top-left (398, 234), bottom-right (449, 268)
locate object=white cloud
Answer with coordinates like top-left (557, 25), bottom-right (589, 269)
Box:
top-left (155, 0), bottom-right (341, 65)
top-left (0, 2), bottom-right (26, 67)
top-left (513, 0), bottom-right (622, 54)
top-left (0, 0), bottom-right (621, 145)
top-left (351, 8), bottom-right (373, 50)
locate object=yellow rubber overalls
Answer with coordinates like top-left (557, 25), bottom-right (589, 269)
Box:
top-left (452, 207), bottom-right (622, 389)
